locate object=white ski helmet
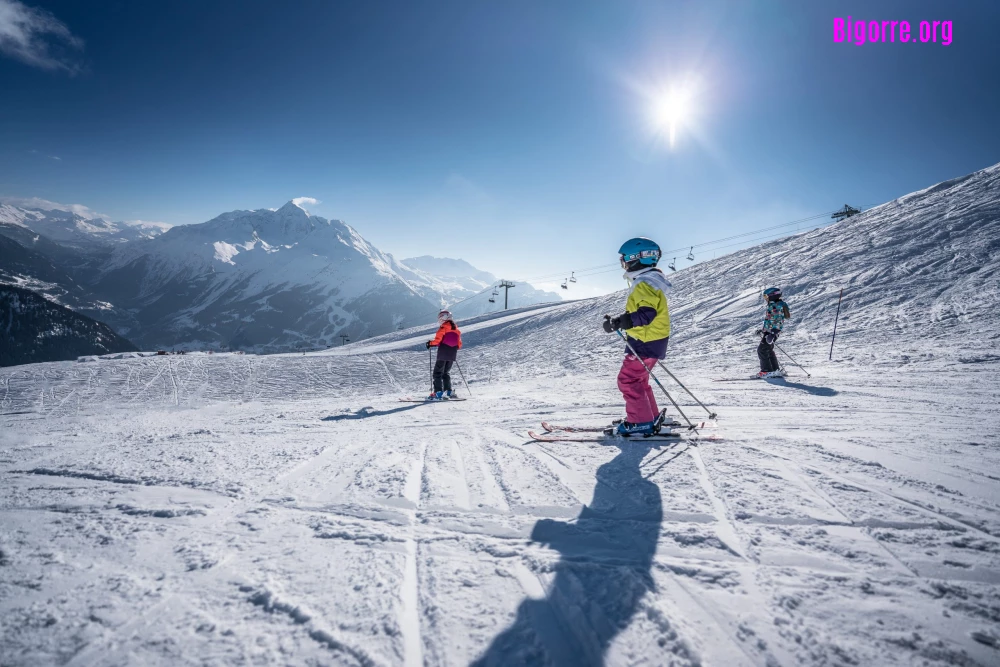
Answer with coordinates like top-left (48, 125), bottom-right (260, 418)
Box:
top-left (437, 310), bottom-right (453, 324)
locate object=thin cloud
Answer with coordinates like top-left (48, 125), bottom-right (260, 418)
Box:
top-left (0, 0), bottom-right (84, 74)
top-left (29, 149), bottom-right (63, 161)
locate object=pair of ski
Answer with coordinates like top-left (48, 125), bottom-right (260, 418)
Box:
top-left (713, 371), bottom-right (788, 382)
top-left (528, 419), bottom-right (716, 443)
top-left (398, 396), bottom-right (468, 403)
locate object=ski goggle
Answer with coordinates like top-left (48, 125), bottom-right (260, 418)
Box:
top-left (619, 249), bottom-right (660, 268)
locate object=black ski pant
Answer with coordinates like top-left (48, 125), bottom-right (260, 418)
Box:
top-left (433, 360), bottom-right (453, 392)
top-left (757, 335), bottom-right (780, 372)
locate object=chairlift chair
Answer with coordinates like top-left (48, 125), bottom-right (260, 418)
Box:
top-left (488, 297), bottom-right (495, 303)
top-left (569, 271), bottom-right (577, 283)
top-left (686, 247), bottom-right (695, 261)
top-left (668, 257), bottom-right (677, 272)
top-left (561, 280), bottom-right (568, 289)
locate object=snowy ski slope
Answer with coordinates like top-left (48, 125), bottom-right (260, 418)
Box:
top-left (2, 163), bottom-right (999, 665)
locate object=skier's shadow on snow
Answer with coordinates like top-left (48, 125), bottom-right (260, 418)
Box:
top-left (766, 378), bottom-right (839, 397)
top-left (321, 403), bottom-right (424, 421)
top-left (471, 442), bottom-right (663, 666)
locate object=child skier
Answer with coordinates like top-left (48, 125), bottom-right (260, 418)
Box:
top-left (756, 287), bottom-right (791, 378)
top-left (426, 309), bottom-right (462, 400)
top-left (602, 237), bottom-right (672, 436)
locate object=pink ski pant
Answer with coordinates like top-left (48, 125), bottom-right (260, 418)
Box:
top-left (617, 354), bottom-right (660, 423)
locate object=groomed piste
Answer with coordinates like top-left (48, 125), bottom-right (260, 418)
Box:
top-left (2, 164), bottom-right (999, 665)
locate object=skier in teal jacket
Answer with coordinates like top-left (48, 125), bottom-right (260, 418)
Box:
top-left (757, 287), bottom-right (790, 377)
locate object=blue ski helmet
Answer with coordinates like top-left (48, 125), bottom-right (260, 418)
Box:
top-left (763, 287), bottom-right (782, 300)
top-left (618, 237), bottom-right (661, 270)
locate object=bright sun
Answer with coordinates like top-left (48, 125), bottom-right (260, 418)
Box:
top-left (650, 88), bottom-right (693, 149)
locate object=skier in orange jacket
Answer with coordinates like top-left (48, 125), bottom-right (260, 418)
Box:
top-left (425, 310), bottom-right (462, 400)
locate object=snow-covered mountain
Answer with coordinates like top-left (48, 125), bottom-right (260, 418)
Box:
top-left (91, 201), bottom-right (442, 350)
top-left (397, 255), bottom-right (562, 318)
top-left (0, 201), bottom-right (171, 249)
top-left (0, 220), bottom-right (127, 322)
top-left (0, 198), bottom-right (562, 350)
top-left (0, 284), bottom-right (136, 367)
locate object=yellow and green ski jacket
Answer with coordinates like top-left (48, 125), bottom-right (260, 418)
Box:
top-left (620, 268), bottom-right (671, 359)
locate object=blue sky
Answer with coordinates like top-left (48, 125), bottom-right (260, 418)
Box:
top-left (2, 0), bottom-right (999, 294)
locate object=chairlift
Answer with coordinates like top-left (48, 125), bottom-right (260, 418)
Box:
top-left (492, 289), bottom-right (499, 296)
top-left (561, 280), bottom-right (568, 289)
top-left (488, 297), bottom-right (495, 303)
top-left (568, 271), bottom-right (577, 283)
top-left (668, 257), bottom-right (677, 272)
top-left (686, 247), bottom-right (695, 261)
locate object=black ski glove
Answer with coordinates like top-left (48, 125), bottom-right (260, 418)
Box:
top-left (754, 329), bottom-right (763, 336)
top-left (603, 313), bottom-right (635, 333)
top-left (425, 341), bottom-right (432, 349)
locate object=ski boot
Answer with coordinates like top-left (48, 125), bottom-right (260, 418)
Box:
top-left (427, 391), bottom-right (445, 401)
top-left (445, 390), bottom-right (458, 400)
top-left (653, 409), bottom-right (684, 432)
top-left (614, 420), bottom-right (658, 437)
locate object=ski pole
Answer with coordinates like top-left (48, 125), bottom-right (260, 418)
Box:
top-left (774, 342), bottom-right (811, 378)
top-left (454, 360), bottom-right (472, 397)
top-left (614, 328), bottom-right (695, 430)
top-left (651, 361), bottom-right (717, 420)
top-left (428, 346), bottom-right (433, 388)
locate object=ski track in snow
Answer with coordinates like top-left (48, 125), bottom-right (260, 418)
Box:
top-left (3, 166), bottom-right (1000, 665)
top-left (2, 349), bottom-right (998, 666)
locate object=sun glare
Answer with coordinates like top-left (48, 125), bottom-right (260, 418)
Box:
top-left (643, 77), bottom-right (698, 150)
top-left (651, 89), bottom-right (692, 148)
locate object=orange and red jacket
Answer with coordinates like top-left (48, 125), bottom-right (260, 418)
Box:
top-left (429, 321), bottom-right (462, 348)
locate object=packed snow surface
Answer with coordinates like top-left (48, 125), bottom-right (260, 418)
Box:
top-left (2, 164), bottom-right (1000, 665)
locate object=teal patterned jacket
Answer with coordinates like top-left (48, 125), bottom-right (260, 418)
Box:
top-left (762, 301), bottom-right (788, 332)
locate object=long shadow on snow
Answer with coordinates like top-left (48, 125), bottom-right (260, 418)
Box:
top-left (471, 441), bottom-right (665, 666)
top-left (321, 403), bottom-right (425, 421)
top-left (765, 378), bottom-right (839, 396)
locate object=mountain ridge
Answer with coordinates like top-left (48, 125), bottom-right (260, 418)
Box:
top-left (0, 198), bottom-right (563, 351)
top-left (0, 284), bottom-right (137, 368)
